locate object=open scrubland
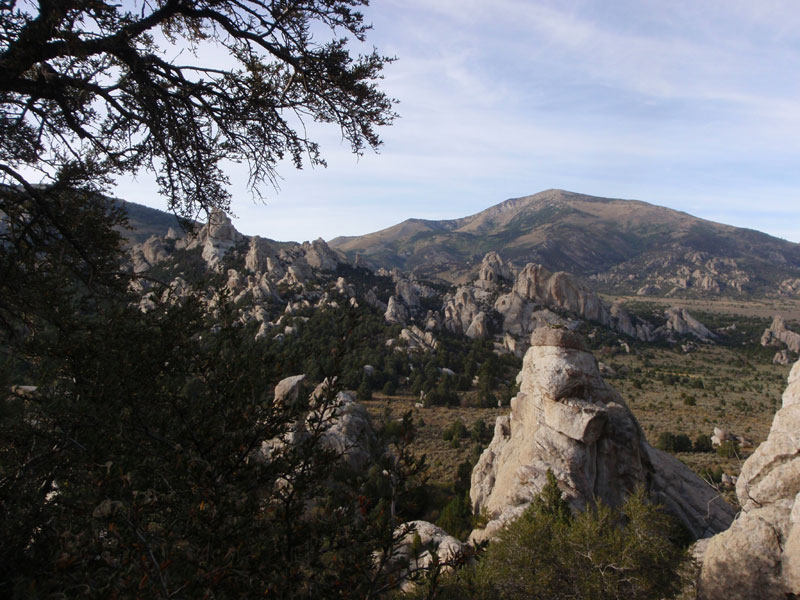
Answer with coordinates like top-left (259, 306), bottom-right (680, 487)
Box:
top-left (363, 297), bottom-right (797, 519)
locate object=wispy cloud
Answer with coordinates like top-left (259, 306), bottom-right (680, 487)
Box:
top-left (115, 0), bottom-right (800, 243)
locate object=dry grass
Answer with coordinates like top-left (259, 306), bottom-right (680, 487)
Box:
top-left (609, 295), bottom-right (800, 321)
top-left (363, 394), bottom-right (505, 483)
top-left (363, 341), bottom-right (791, 498)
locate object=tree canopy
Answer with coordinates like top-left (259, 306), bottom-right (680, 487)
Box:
top-left (0, 0), bottom-right (396, 218)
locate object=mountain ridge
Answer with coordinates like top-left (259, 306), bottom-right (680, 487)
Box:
top-left (329, 189), bottom-right (800, 297)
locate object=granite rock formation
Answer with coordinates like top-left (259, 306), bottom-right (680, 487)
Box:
top-left (762, 315), bottom-right (800, 354)
top-left (469, 328), bottom-right (735, 543)
top-left (699, 359), bottom-right (800, 599)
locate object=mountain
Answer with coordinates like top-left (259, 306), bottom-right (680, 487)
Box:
top-left (330, 189), bottom-right (800, 297)
top-left (115, 199), bottom-right (187, 244)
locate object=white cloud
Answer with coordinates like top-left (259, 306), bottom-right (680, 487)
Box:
top-left (113, 0), bottom-right (800, 243)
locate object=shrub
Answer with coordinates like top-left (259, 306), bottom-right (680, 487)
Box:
top-left (357, 378), bottom-right (372, 402)
top-left (717, 439), bottom-right (740, 459)
top-left (693, 434), bottom-right (713, 453)
top-left (656, 432), bottom-right (676, 453)
top-left (422, 472), bottom-right (687, 599)
top-left (442, 420), bottom-right (468, 442)
top-left (470, 419), bottom-right (489, 443)
top-left (381, 380), bottom-right (397, 396)
top-left (673, 434), bottom-right (692, 453)
top-left (436, 494), bottom-right (473, 541)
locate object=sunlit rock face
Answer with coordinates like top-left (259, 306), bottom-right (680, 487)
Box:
top-left (699, 359), bottom-right (800, 600)
top-left (469, 327), bottom-right (735, 543)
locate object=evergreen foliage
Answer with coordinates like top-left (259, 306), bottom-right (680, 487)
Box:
top-left (420, 473), bottom-right (687, 600)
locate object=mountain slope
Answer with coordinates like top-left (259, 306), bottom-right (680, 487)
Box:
top-left (115, 199), bottom-right (187, 244)
top-left (330, 189), bottom-right (800, 297)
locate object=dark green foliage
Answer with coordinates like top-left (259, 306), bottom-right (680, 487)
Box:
top-left (674, 434), bottom-right (693, 453)
top-left (442, 420), bottom-right (468, 442)
top-left (717, 439), bottom-right (740, 458)
top-left (657, 432), bottom-right (677, 452)
top-left (1, 287), bottom-right (427, 598)
top-left (470, 419), bottom-right (490, 444)
top-left (436, 494), bottom-right (474, 541)
top-left (694, 434), bottom-right (714, 453)
top-left (357, 377), bottom-right (373, 402)
top-left (423, 478), bottom-right (687, 600)
top-left (656, 432), bottom-right (692, 453)
top-left (700, 466), bottom-right (724, 484)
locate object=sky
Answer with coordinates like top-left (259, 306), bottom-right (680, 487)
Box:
top-left (115, 0), bottom-right (800, 243)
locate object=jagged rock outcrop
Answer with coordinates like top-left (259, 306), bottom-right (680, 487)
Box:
top-left (513, 264), bottom-right (609, 325)
top-left (364, 288), bottom-right (387, 311)
top-left (775, 349), bottom-right (793, 365)
top-left (465, 311), bottom-right (490, 339)
top-left (245, 236), bottom-right (278, 273)
top-left (656, 307), bottom-right (716, 342)
top-left (399, 326), bottom-right (439, 353)
top-left (442, 286), bottom-right (486, 335)
top-left (395, 279), bottom-right (421, 309)
top-left (130, 234), bottom-right (171, 273)
top-left (779, 278), bottom-right (800, 296)
top-left (385, 296), bottom-right (408, 325)
top-left (762, 315), bottom-right (800, 353)
top-left (510, 263), bottom-right (655, 342)
top-left (302, 238), bottom-right (340, 271)
top-left (387, 521), bottom-right (465, 592)
top-left (186, 209), bottom-right (245, 271)
top-left (699, 360), bottom-right (800, 599)
top-left (474, 251), bottom-right (515, 290)
top-left (470, 327), bottom-right (734, 543)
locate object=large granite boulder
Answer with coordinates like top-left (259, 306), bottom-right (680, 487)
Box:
top-left (384, 521), bottom-right (465, 592)
top-left (470, 327), bottom-right (735, 543)
top-left (302, 238), bottom-right (340, 271)
top-left (186, 209), bottom-right (245, 271)
top-left (699, 359), bottom-right (800, 599)
top-left (656, 307), bottom-right (716, 342)
top-left (385, 296), bottom-right (408, 326)
top-left (761, 315), bottom-right (800, 353)
top-left (474, 251), bottom-right (515, 290)
top-left (442, 286), bottom-right (483, 335)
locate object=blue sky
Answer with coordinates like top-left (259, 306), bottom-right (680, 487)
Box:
top-left (116, 0), bottom-right (800, 243)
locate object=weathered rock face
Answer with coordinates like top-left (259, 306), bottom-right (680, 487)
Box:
top-left (399, 325), bottom-right (438, 353)
top-left (470, 327), bottom-right (734, 543)
top-left (514, 264), bottom-right (609, 325)
top-left (474, 251), bottom-right (515, 290)
top-left (385, 296), bottom-right (408, 325)
top-left (387, 521), bottom-right (465, 592)
top-left (395, 279), bottom-right (421, 309)
top-left (301, 238), bottom-right (340, 271)
top-left (779, 278), bottom-right (800, 296)
top-left (442, 286), bottom-right (483, 335)
top-left (775, 349), bottom-right (793, 365)
top-left (699, 359), bottom-right (800, 599)
top-left (186, 209), bottom-right (245, 271)
top-left (762, 315), bottom-right (800, 353)
top-left (245, 236), bottom-right (277, 273)
top-left (657, 307), bottom-right (716, 342)
top-left (311, 390), bottom-right (377, 471)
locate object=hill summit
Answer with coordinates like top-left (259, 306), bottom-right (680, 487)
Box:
top-left (330, 189), bottom-right (800, 297)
